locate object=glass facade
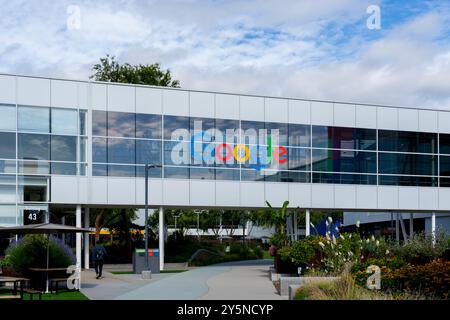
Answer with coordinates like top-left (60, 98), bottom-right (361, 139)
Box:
top-left (89, 110), bottom-right (450, 187)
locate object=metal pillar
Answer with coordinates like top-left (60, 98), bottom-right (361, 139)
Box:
top-left (293, 211), bottom-right (298, 241)
top-left (305, 209), bottom-right (310, 237)
top-left (409, 213), bottom-right (414, 241)
top-left (76, 205), bottom-right (82, 269)
top-left (84, 208), bottom-right (90, 270)
top-left (61, 216), bottom-right (65, 243)
top-left (395, 213), bottom-right (400, 243)
top-left (431, 212), bottom-right (436, 246)
top-left (159, 206), bottom-right (164, 271)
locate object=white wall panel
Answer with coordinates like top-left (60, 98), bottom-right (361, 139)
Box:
top-left (108, 85), bottom-right (135, 112)
top-left (334, 185), bottom-right (356, 209)
top-left (78, 82), bottom-right (89, 109)
top-left (163, 90), bottom-right (189, 116)
top-left (288, 183), bottom-right (311, 208)
top-left (51, 176), bottom-right (78, 203)
top-left (108, 178), bottom-right (135, 205)
top-left (0, 75), bottom-right (15, 104)
top-left (311, 185), bottom-right (334, 208)
top-left (78, 177), bottom-right (88, 203)
top-left (89, 177), bottom-right (108, 204)
top-left (215, 181), bottom-right (240, 207)
top-left (439, 188), bottom-right (450, 210)
top-left (419, 188), bottom-right (438, 210)
top-left (438, 111), bottom-right (450, 134)
top-left (311, 101), bottom-right (333, 126)
top-left (334, 103), bottom-right (355, 128)
top-left (136, 179), bottom-right (163, 206)
top-left (51, 80), bottom-right (77, 108)
top-left (240, 96), bottom-right (264, 121)
top-left (265, 98), bottom-right (288, 123)
top-left (288, 100), bottom-right (310, 124)
top-left (190, 180), bottom-right (215, 206)
top-left (418, 110), bottom-right (438, 133)
top-left (377, 186), bottom-right (399, 209)
top-left (377, 107), bottom-right (398, 130)
top-left (356, 105), bottom-right (377, 129)
top-left (190, 91), bottom-right (215, 118)
top-left (240, 182), bottom-right (265, 207)
top-left (398, 108), bottom-right (418, 132)
top-left (17, 77), bottom-right (50, 106)
top-left (91, 84), bottom-right (107, 110)
top-left (356, 185), bottom-right (377, 209)
top-left (136, 87), bottom-right (162, 114)
top-left (265, 183), bottom-right (289, 207)
top-left (163, 180), bottom-right (190, 205)
top-left (398, 187), bottom-right (419, 210)
top-left (216, 94), bottom-right (239, 120)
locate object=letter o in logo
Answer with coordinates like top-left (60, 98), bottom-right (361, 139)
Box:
top-left (234, 144), bottom-right (250, 163)
top-left (216, 144), bottom-right (233, 162)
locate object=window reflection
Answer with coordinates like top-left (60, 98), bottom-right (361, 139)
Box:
top-left (378, 153), bottom-right (436, 176)
top-left (378, 130), bottom-right (437, 153)
top-left (0, 132), bottom-right (16, 159)
top-left (108, 138), bottom-right (135, 164)
top-left (288, 124), bottom-right (310, 147)
top-left (51, 135), bottom-right (77, 162)
top-left (18, 133), bottom-right (50, 160)
top-left (92, 110), bottom-right (107, 136)
top-left (107, 112), bottom-right (135, 137)
top-left (164, 116), bottom-right (189, 140)
top-left (51, 109), bottom-right (78, 135)
top-left (92, 137), bottom-right (107, 163)
top-left (136, 114), bottom-right (162, 139)
top-left (18, 106), bottom-right (50, 133)
top-left (136, 140), bottom-right (162, 165)
top-left (0, 104), bottom-right (16, 131)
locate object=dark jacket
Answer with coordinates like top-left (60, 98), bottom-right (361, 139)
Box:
top-left (92, 245), bottom-right (107, 262)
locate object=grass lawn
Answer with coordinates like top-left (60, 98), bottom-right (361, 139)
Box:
top-left (0, 290), bottom-right (89, 300)
top-left (262, 250), bottom-right (274, 260)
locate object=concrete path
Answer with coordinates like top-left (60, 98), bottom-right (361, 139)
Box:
top-left (113, 260), bottom-right (285, 300)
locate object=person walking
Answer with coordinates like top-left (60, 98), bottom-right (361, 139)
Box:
top-left (92, 240), bottom-right (107, 279)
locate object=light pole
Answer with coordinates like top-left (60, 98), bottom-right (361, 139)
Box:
top-left (195, 209), bottom-right (207, 241)
top-left (144, 163), bottom-right (162, 272)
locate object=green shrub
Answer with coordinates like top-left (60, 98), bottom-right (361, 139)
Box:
top-left (278, 239), bottom-right (315, 266)
top-left (3, 235), bottom-right (75, 274)
top-left (269, 232), bottom-right (289, 248)
top-left (393, 231), bottom-right (448, 264)
top-left (253, 246), bottom-right (264, 259)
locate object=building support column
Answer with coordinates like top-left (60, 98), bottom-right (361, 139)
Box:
top-left (305, 209), bottom-right (310, 237)
top-left (293, 211), bottom-right (298, 241)
top-left (395, 213), bottom-right (400, 243)
top-left (409, 213), bottom-right (414, 242)
top-left (76, 205), bottom-right (82, 269)
top-left (84, 208), bottom-right (90, 270)
top-left (431, 212), bottom-right (436, 246)
top-left (159, 207), bottom-right (164, 271)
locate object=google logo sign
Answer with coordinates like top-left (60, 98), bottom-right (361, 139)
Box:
top-left (170, 121), bottom-right (288, 172)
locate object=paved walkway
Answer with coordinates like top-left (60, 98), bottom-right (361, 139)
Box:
top-left (113, 260), bottom-right (285, 300)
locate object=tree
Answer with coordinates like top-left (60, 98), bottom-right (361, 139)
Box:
top-left (90, 55), bottom-right (180, 87)
top-left (258, 201), bottom-right (290, 234)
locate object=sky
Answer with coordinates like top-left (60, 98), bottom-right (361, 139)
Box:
top-left (0, 0), bottom-right (449, 109)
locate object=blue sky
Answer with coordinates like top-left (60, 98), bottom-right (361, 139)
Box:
top-left (0, 0), bottom-right (449, 108)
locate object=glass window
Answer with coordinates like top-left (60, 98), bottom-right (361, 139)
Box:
top-left (136, 113), bottom-right (162, 139)
top-left (287, 171), bottom-right (310, 183)
top-left (164, 166), bottom-right (189, 179)
top-left (108, 112), bottom-right (135, 137)
top-left (0, 132), bottom-right (16, 159)
top-left (241, 169), bottom-right (265, 182)
top-left (0, 104), bottom-right (16, 131)
top-left (51, 108), bottom-right (78, 135)
top-left (0, 205), bottom-right (16, 226)
top-left (266, 122), bottom-right (288, 146)
top-left (18, 133), bottom-right (50, 160)
top-left (92, 138), bottom-right (107, 163)
top-left (164, 116), bottom-right (189, 140)
top-left (241, 121), bottom-right (265, 145)
top-left (378, 130), bottom-right (437, 153)
top-left (18, 161), bottom-right (50, 174)
top-left (0, 185), bottom-right (15, 203)
top-left (164, 141), bottom-right (190, 166)
top-left (312, 126), bottom-right (330, 148)
top-left (108, 165), bottom-right (135, 177)
top-left (18, 176), bottom-right (48, 202)
top-left (379, 175), bottom-right (436, 187)
top-left (312, 126), bottom-right (376, 150)
top-left (51, 162), bottom-right (77, 175)
top-left (355, 128), bottom-right (377, 150)
top-left (78, 163), bottom-right (87, 176)
top-left (18, 106), bottom-right (50, 133)
top-left (93, 164), bottom-right (107, 176)
top-left (79, 137), bottom-right (87, 163)
top-left (312, 172), bottom-right (377, 185)
top-left (136, 140), bottom-right (162, 165)
top-left (136, 166), bottom-right (162, 178)
top-left (79, 110), bottom-right (87, 136)
top-left (92, 110), bottom-right (107, 136)
top-left (440, 178), bottom-right (450, 187)
top-left (215, 168), bottom-right (240, 181)
top-left (108, 138), bottom-right (135, 164)
top-left (288, 148), bottom-right (310, 171)
top-left (51, 135), bottom-right (77, 162)
top-left (439, 134), bottom-right (450, 155)
top-left (190, 117), bottom-right (215, 139)
top-left (440, 156), bottom-right (450, 176)
top-left (312, 149), bottom-right (376, 173)
top-left (190, 167), bottom-right (215, 180)
top-left (288, 124), bottom-right (310, 147)
top-left (216, 119), bottom-right (239, 144)
top-left (378, 153), bottom-right (437, 176)
top-left (0, 160), bottom-right (16, 174)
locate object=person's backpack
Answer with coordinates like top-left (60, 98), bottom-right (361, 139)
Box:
top-left (95, 247), bottom-right (105, 261)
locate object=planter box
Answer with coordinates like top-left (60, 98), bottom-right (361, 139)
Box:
top-left (279, 276), bottom-right (339, 296)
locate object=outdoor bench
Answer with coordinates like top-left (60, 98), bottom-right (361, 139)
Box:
top-left (23, 288), bottom-right (42, 300)
top-left (0, 295), bottom-right (22, 300)
top-left (49, 277), bottom-right (70, 294)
